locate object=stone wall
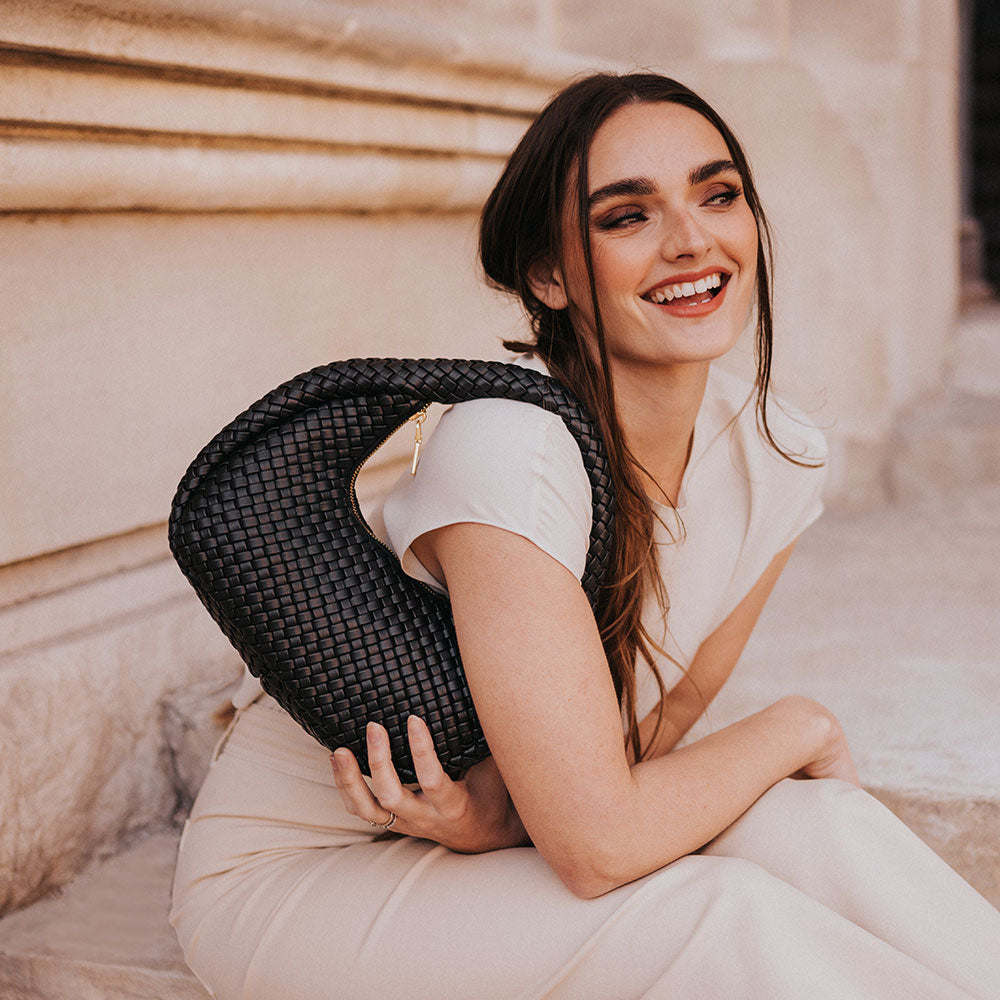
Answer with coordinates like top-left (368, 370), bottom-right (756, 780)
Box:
top-left (0, 0), bottom-right (963, 914)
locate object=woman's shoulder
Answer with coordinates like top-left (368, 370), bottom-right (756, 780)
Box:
top-left (431, 391), bottom-right (576, 454)
top-left (382, 363), bottom-right (593, 588)
top-left (705, 366), bottom-right (828, 466)
top-left (411, 354), bottom-right (589, 495)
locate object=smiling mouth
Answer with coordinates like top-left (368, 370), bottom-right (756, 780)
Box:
top-left (642, 271), bottom-right (729, 305)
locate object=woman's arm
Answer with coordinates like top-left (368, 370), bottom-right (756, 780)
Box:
top-left (432, 521), bottom-right (855, 899)
top-left (637, 541), bottom-right (799, 758)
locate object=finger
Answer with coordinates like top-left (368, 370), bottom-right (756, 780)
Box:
top-left (407, 716), bottom-right (463, 811)
top-left (330, 747), bottom-right (383, 819)
top-left (366, 721), bottom-right (408, 813)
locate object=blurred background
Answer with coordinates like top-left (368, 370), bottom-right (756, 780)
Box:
top-left (1, 1), bottom-right (997, 993)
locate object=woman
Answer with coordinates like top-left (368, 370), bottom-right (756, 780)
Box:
top-left (171, 73), bottom-right (1000, 999)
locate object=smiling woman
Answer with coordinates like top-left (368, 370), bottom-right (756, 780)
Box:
top-left (169, 73), bottom-right (1000, 1000)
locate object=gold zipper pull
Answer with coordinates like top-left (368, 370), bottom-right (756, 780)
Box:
top-left (409, 408), bottom-right (428, 476)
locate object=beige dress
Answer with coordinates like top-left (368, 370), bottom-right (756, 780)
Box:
top-left (170, 364), bottom-right (1000, 999)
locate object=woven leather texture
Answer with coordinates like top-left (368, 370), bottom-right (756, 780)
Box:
top-left (169, 358), bottom-right (615, 781)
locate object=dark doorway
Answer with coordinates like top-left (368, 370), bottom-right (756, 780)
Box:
top-left (971, 0), bottom-right (1000, 293)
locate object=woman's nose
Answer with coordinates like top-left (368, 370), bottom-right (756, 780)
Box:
top-left (659, 209), bottom-right (711, 261)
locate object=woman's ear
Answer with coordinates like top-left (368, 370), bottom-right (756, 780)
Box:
top-left (527, 258), bottom-right (569, 311)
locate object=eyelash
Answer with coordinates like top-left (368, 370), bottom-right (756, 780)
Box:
top-left (594, 183), bottom-right (744, 231)
top-left (705, 183), bottom-right (742, 207)
top-left (596, 210), bottom-right (646, 231)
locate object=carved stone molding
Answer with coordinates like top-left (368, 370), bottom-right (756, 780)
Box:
top-left (0, 1), bottom-right (598, 212)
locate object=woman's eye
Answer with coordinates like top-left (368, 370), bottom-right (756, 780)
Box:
top-left (704, 185), bottom-right (742, 207)
top-left (595, 209), bottom-right (647, 231)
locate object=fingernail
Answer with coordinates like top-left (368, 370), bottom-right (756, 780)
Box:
top-left (367, 721), bottom-right (384, 743)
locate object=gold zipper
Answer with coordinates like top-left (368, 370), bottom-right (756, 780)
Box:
top-left (410, 408), bottom-right (428, 476)
top-left (348, 404), bottom-right (431, 559)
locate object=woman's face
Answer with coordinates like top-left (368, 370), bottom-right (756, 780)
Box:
top-left (535, 100), bottom-right (759, 374)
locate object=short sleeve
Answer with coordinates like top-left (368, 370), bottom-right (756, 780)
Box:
top-left (724, 396), bottom-right (827, 613)
top-left (686, 369), bottom-right (831, 638)
top-left (760, 401), bottom-right (829, 553)
top-left (382, 397), bottom-right (593, 594)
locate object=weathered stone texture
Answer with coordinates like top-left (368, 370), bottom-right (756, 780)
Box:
top-left (0, 832), bottom-right (207, 999)
top-left (0, 552), bottom-right (242, 915)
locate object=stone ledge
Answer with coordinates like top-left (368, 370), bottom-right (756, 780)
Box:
top-left (0, 1), bottom-right (597, 214)
top-left (0, 526), bottom-right (168, 611)
top-left (0, 134), bottom-right (506, 213)
top-left (0, 556), bottom-right (188, 657)
top-left (0, 43), bottom-right (527, 213)
top-left (0, 831), bottom-right (206, 1000)
top-left (1, 0), bottom-right (595, 112)
top-left (0, 52), bottom-right (531, 154)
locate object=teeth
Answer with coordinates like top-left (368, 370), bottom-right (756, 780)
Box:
top-left (646, 272), bottom-right (723, 304)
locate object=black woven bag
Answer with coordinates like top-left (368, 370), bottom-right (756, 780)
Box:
top-left (168, 358), bottom-right (615, 782)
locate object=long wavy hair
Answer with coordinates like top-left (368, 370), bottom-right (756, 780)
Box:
top-left (480, 72), bottom-right (789, 761)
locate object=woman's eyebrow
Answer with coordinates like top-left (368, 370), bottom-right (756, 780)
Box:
top-left (588, 177), bottom-right (657, 208)
top-left (688, 158), bottom-right (740, 185)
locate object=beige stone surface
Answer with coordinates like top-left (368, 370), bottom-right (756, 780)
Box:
top-left (889, 395), bottom-right (1000, 503)
top-left (0, 211), bottom-right (518, 565)
top-left (0, 831), bottom-right (206, 1000)
top-left (1, 0), bottom-right (584, 109)
top-left (1, 137), bottom-right (509, 213)
top-left (0, 539), bottom-right (242, 914)
top-left (0, 58), bottom-right (529, 156)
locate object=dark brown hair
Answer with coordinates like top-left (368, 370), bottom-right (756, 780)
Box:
top-left (480, 72), bottom-right (782, 760)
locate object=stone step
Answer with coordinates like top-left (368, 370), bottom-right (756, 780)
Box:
top-left (0, 832), bottom-right (206, 1000)
top-left (889, 392), bottom-right (1000, 503)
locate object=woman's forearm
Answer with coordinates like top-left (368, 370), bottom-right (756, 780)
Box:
top-left (554, 696), bottom-right (847, 898)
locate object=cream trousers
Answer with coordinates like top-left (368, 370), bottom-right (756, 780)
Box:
top-left (170, 697), bottom-right (1000, 999)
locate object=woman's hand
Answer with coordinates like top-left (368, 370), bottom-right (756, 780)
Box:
top-left (330, 715), bottom-right (530, 853)
top-left (772, 695), bottom-right (861, 786)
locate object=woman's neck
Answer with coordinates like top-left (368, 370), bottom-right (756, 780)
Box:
top-left (612, 360), bottom-right (710, 506)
